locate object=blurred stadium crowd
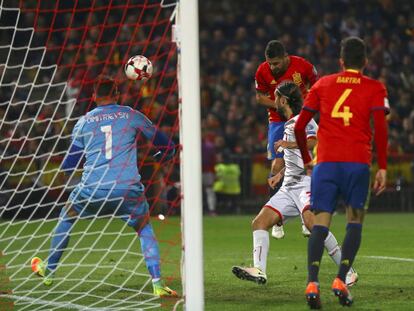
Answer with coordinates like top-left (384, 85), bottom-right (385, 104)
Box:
top-left (199, 0), bottom-right (414, 161)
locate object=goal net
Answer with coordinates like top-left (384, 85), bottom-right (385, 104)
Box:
top-left (0, 1), bottom-right (184, 310)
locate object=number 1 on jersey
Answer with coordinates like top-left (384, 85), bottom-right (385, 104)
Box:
top-left (100, 125), bottom-right (112, 159)
top-left (331, 88), bottom-right (353, 126)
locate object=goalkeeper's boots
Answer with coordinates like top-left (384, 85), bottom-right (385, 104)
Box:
top-left (332, 277), bottom-right (353, 307)
top-left (231, 266), bottom-right (267, 285)
top-left (345, 268), bottom-right (359, 287)
top-left (31, 257), bottom-right (53, 286)
top-left (271, 224), bottom-right (285, 239)
top-left (305, 282), bottom-right (321, 309)
top-left (153, 280), bottom-right (178, 297)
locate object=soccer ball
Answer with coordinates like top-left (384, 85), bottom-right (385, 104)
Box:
top-left (124, 55), bottom-right (153, 81)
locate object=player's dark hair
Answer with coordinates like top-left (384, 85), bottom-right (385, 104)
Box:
top-left (340, 36), bottom-right (366, 69)
top-left (276, 81), bottom-right (303, 115)
top-left (94, 75), bottom-right (119, 98)
top-left (265, 40), bottom-right (286, 59)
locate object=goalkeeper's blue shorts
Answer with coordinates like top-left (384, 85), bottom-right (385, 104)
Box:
top-left (68, 185), bottom-right (149, 228)
top-left (310, 162), bottom-right (370, 213)
top-left (267, 121), bottom-right (285, 160)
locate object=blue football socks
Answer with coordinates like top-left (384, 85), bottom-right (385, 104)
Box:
top-left (47, 208), bottom-right (76, 271)
top-left (138, 223), bottom-right (161, 280)
top-left (337, 223), bottom-right (362, 282)
top-left (308, 225), bottom-right (329, 283)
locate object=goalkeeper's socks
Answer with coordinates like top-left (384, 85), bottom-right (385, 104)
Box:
top-left (324, 231), bottom-right (341, 266)
top-left (138, 223), bottom-right (161, 279)
top-left (47, 210), bottom-right (76, 271)
top-left (253, 230), bottom-right (269, 273)
top-left (308, 225), bottom-right (329, 283)
top-left (337, 223), bottom-right (362, 282)
top-left (148, 265), bottom-right (161, 281)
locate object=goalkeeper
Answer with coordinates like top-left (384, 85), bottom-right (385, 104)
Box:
top-left (31, 76), bottom-right (177, 297)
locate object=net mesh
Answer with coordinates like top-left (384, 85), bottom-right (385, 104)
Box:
top-left (0, 1), bottom-right (181, 310)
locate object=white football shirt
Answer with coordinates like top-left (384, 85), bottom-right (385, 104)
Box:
top-left (281, 115), bottom-right (318, 184)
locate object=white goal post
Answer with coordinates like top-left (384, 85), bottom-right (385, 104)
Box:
top-left (176, 1), bottom-right (205, 310)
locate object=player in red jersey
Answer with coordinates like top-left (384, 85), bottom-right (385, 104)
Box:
top-left (255, 40), bottom-right (317, 238)
top-left (294, 37), bottom-right (389, 309)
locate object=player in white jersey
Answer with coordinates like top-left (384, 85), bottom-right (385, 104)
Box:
top-left (232, 81), bottom-right (358, 286)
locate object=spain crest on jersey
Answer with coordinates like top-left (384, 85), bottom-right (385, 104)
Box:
top-left (292, 72), bottom-right (302, 85)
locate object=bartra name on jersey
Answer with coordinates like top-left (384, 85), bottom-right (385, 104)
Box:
top-left (303, 69), bottom-right (389, 165)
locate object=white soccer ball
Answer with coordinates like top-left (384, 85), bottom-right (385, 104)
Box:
top-left (124, 55), bottom-right (153, 81)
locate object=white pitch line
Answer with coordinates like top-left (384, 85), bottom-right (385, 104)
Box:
top-left (363, 255), bottom-right (414, 262)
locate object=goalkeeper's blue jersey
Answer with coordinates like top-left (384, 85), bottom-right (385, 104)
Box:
top-left (71, 103), bottom-right (156, 190)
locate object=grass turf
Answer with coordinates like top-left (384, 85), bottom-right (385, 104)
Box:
top-left (1, 213), bottom-right (413, 310)
top-left (204, 213), bottom-right (414, 311)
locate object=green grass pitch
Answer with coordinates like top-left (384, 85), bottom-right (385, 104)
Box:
top-left (204, 213), bottom-right (414, 311)
top-left (1, 213), bottom-right (413, 310)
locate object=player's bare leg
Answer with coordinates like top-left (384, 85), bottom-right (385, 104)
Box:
top-left (232, 206), bottom-right (280, 285)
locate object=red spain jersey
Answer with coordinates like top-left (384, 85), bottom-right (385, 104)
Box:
top-left (303, 69), bottom-right (389, 165)
top-left (255, 55), bottom-right (317, 123)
